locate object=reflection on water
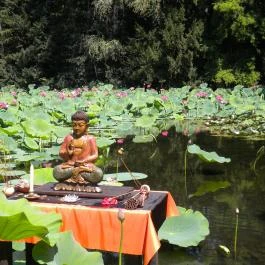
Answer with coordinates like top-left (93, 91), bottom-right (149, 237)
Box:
top-left (107, 131), bottom-right (265, 265)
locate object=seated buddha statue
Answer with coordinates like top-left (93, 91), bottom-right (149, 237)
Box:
top-left (53, 110), bottom-right (103, 184)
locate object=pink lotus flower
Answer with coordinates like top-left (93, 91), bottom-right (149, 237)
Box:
top-left (0, 102), bottom-right (8, 110)
top-left (161, 131), bottom-right (168, 137)
top-left (116, 91), bottom-right (128, 98)
top-left (196, 91), bottom-right (208, 98)
top-left (215, 95), bottom-right (227, 104)
top-left (58, 92), bottom-right (66, 100)
top-left (40, 91), bottom-right (47, 97)
top-left (116, 138), bottom-right (125, 144)
top-left (161, 95), bottom-right (169, 101)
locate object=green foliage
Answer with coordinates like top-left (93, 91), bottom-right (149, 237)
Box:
top-left (215, 69), bottom-right (236, 86)
top-left (0, 0), bottom-right (264, 86)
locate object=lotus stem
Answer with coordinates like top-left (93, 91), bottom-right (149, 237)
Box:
top-left (184, 148), bottom-right (188, 198)
top-left (120, 157), bottom-right (141, 188)
top-left (116, 158), bottom-right (119, 174)
top-left (118, 209), bottom-right (125, 265)
top-left (234, 208), bottom-right (239, 260)
top-left (118, 222), bottom-right (124, 265)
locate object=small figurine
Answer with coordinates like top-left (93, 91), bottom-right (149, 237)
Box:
top-left (53, 110), bottom-right (103, 184)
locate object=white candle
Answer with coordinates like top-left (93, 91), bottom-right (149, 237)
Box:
top-left (29, 163), bottom-right (34, 193)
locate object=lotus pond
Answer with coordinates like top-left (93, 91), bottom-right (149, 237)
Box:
top-left (112, 131), bottom-right (265, 265)
top-left (0, 85), bottom-right (265, 264)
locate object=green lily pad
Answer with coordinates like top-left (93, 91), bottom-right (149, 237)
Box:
top-left (103, 172), bottom-right (148, 181)
top-left (33, 231), bottom-right (103, 265)
top-left (158, 207), bottom-right (209, 247)
top-left (133, 135), bottom-right (154, 143)
top-left (189, 181), bottom-right (231, 198)
top-left (187, 144), bottom-right (231, 163)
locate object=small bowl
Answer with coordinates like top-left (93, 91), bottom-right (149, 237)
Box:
top-left (24, 193), bottom-right (41, 200)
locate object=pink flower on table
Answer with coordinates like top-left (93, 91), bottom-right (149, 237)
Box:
top-left (161, 95), bottom-right (169, 101)
top-left (196, 91), bottom-right (208, 98)
top-left (0, 102), bottom-right (8, 110)
top-left (116, 138), bottom-right (125, 144)
top-left (161, 131), bottom-right (168, 137)
top-left (40, 91), bottom-right (47, 97)
top-left (101, 197), bottom-right (118, 207)
top-left (215, 95), bottom-right (227, 104)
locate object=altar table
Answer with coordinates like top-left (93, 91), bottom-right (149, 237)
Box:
top-left (6, 191), bottom-right (179, 265)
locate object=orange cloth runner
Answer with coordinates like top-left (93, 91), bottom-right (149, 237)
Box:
top-left (26, 192), bottom-right (179, 265)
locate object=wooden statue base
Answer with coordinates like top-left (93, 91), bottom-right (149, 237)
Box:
top-left (34, 182), bottom-right (134, 199)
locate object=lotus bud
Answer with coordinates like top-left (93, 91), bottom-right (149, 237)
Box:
top-left (117, 208), bottom-right (125, 223)
top-left (236, 208), bottom-right (239, 214)
top-left (118, 148), bottom-right (124, 155)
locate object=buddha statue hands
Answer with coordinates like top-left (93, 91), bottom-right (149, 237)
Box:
top-left (53, 111), bottom-right (103, 184)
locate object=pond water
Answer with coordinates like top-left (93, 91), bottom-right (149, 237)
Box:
top-left (106, 131), bottom-right (265, 265)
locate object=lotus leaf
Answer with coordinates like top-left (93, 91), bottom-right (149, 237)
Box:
top-left (187, 144), bottom-right (231, 163)
top-left (33, 168), bottom-right (56, 184)
top-left (96, 137), bottom-right (115, 148)
top-left (0, 170), bottom-right (26, 177)
top-left (0, 124), bottom-right (22, 136)
top-left (158, 207), bottom-right (209, 247)
top-left (20, 108), bottom-right (51, 121)
top-left (52, 126), bottom-right (71, 138)
top-left (0, 134), bottom-right (18, 152)
top-left (21, 119), bottom-right (53, 139)
top-left (0, 110), bottom-right (18, 126)
top-left (135, 116), bottom-right (156, 128)
top-left (24, 137), bottom-right (39, 150)
top-left (0, 163), bottom-right (15, 169)
top-left (0, 193), bottom-right (61, 241)
top-left (133, 135), bottom-right (154, 143)
top-left (189, 181), bottom-right (231, 198)
top-left (13, 152), bottom-right (42, 162)
top-left (103, 172), bottom-right (148, 181)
